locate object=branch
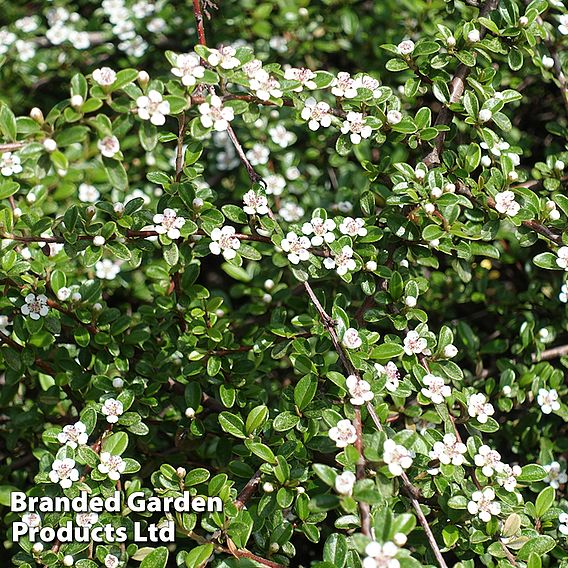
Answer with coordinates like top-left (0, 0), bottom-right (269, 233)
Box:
top-left (303, 281), bottom-right (371, 537)
top-left (175, 113), bottom-right (187, 182)
top-left (234, 469), bottom-right (262, 510)
top-left (0, 142), bottom-right (25, 152)
top-left (365, 404), bottom-right (448, 568)
top-left (532, 343), bottom-right (568, 362)
top-left (423, 0), bottom-right (501, 168)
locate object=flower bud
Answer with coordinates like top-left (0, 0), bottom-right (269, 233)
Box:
top-left (30, 107), bottom-right (44, 123)
top-left (13, 207), bottom-right (22, 219)
top-left (93, 302), bottom-right (103, 312)
top-left (481, 155), bottom-right (492, 167)
top-left (138, 70), bottom-right (150, 87)
top-left (366, 260), bottom-right (377, 271)
top-left (431, 187), bottom-right (443, 199)
top-left (444, 182), bottom-right (456, 193)
top-left (263, 482), bottom-right (274, 493)
top-left (518, 16), bottom-right (529, 27)
top-left (430, 239), bottom-right (440, 247)
top-left (185, 407), bottom-right (195, 419)
top-left (93, 235), bottom-right (105, 247)
top-left (502, 385), bottom-right (512, 396)
top-left (63, 556), bottom-right (74, 567)
top-left (507, 170), bottom-right (518, 181)
top-left (113, 202), bottom-right (125, 215)
top-left (467, 29), bottom-right (480, 43)
top-left (264, 279), bottom-right (275, 290)
top-left (386, 110), bottom-right (402, 125)
top-left (478, 109), bottom-right (492, 123)
top-left (86, 205), bottom-right (96, 220)
top-left (192, 197), bottom-right (204, 209)
top-left (296, 486), bottom-right (305, 493)
top-left (176, 466), bottom-right (187, 478)
top-left (26, 193), bottom-right (36, 204)
top-left (112, 377), bottom-right (124, 389)
top-left (262, 293), bottom-right (272, 303)
top-left (555, 160), bottom-right (565, 171)
top-left (394, 532), bottom-right (408, 546)
top-left (43, 138), bottom-right (57, 153)
top-left (542, 55), bottom-right (554, 69)
top-left (405, 296), bottom-right (417, 308)
top-left (446, 35), bottom-right (456, 47)
top-left (57, 287), bottom-right (71, 301)
top-left (550, 209), bottom-right (561, 221)
top-left (424, 203), bottom-right (435, 214)
top-left (269, 543), bottom-right (280, 553)
top-left (444, 344), bottom-right (458, 358)
top-left (71, 292), bottom-right (82, 302)
top-left (70, 95), bottom-right (84, 108)
top-left (32, 543), bottom-right (44, 553)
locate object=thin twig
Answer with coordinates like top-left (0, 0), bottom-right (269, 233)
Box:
top-left (423, 0), bottom-right (501, 168)
top-left (532, 344), bottom-right (568, 362)
top-left (235, 469), bottom-right (262, 510)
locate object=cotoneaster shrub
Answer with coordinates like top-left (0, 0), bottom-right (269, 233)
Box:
top-left (1, 0), bottom-right (568, 567)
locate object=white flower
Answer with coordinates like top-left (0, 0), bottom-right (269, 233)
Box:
top-left (15, 40), bottom-right (35, 62)
top-left (335, 201), bottom-right (353, 213)
top-left (331, 71), bottom-right (358, 98)
top-left (0, 315), bottom-right (10, 335)
top-left (96, 259), bottom-right (121, 280)
top-left (199, 95), bottom-right (234, 131)
top-left (494, 191), bottom-right (520, 216)
top-left (300, 97), bottom-right (332, 131)
top-left (104, 554), bottom-right (120, 568)
top-left (537, 388), bottom-right (560, 414)
top-left (386, 110), bottom-right (402, 125)
top-left (249, 69), bottom-right (282, 101)
top-left (93, 235), bottom-right (105, 247)
top-left (269, 125), bottom-right (295, 148)
top-left (403, 330), bottom-right (427, 355)
top-left (375, 362), bottom-right (400, 392)
top-left (556, 160), bottom-right (566, 171)
top-left (335, 471), bottom-right (356, 495)
top-left (366, 260), bottom-right (378, 271)
top-left (397, 40), bottom-right (415, 55)
top-left (243, 190), bottom-right (269, 215)
top-left (171, 52), bottom-right (204, 87)
top-left (262, 174), bottom-right (285, 196)
top-left (98, 452), bottom-right (126, 481)
top-left (467, 393), bottom-right (495, 423)
top-left (284, 67), bottom-right (317, 91)
top-left (269, 36), bottom-right (288, 53)
top-left (429, 433), bottom-right (466, 466)
top-left (280, 231), bottom-right (311, 264)
top-left (324, 245), bottom-right (357, 276)
top-left (153, 208), bottom-right (186, 240)
top-left (57, 421), bottom-right (88, 448)
top-left (340, 111), bottom-right (373, 144)
top-left (383, 439), bottom-right (413, 476)
top-left (21, 293), bottom-right (49, 320)
top-left (544, 461), bottom-right (568, 489)
top-left (363, 541), bottom-right (400, 568)
top-left (63, 555), bottom-right (74, 566)
top-left (496, 464), bottom-right (522, 492)
top-left (474, 445), bottom-right (502, 477)
top-left (355, 75), bottom-right (381, 97)
top-left (246, 143), bottom-right (269, 166)
top-left (328, 419), bottom-right (357, 448)
top-left (15, 16), bottom-right (39, 33)
top-left (560, 283), bottom-right (568, 303)
top-left (345, 374), bottom-right (374, 405)
top-left (98, 136), bottom-right (120, 158)
top-left (405, 296), bottom-right (417, 308)
top-left (209, 226), bottom-right (241, 260)
top-left (92, 67), bottom-right (117, 86)
top-left (279, 202), bottom-right (305, 222)
top-left (1, 152), bottom-right (23, 176)
top-left (467, 488), bottom-right (501, 522)
top-left (76, 512), bottom-right (99, 527)
top-left (557, 247), bottom-right (568, 270)
top-left (136, 90), bottom-right (170, 126)
top-left (43, 138), bottom-right (57, 153)
top-left (478, 109), bottom-right (492, 123)
top-left (342, 327), bottom-right (362, 349)
top-left (339, 217), bottom-right (367, 238)
top-left (49, 458), bottom-right (79, 489)
top-left (22, 512), bottom-right (41, 528)
top-left (422, 374), bottom-right (452, 404)
top-left (559, 14), bottom-right (568, 35)
top-left (467, 29), bottom-right (481, 43)
top-left (101, 398), bottom-right (124, 423)
top-left (559, 513), bottom-right (568, 536)
top-left (302, 217), bottom-right (336, 246)
top-left (78, 183), bottom-right (100, 203)
top-left (207, 45), bottom-right (240, 69)
top-left (242, 59), bottom-right (263, 77)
